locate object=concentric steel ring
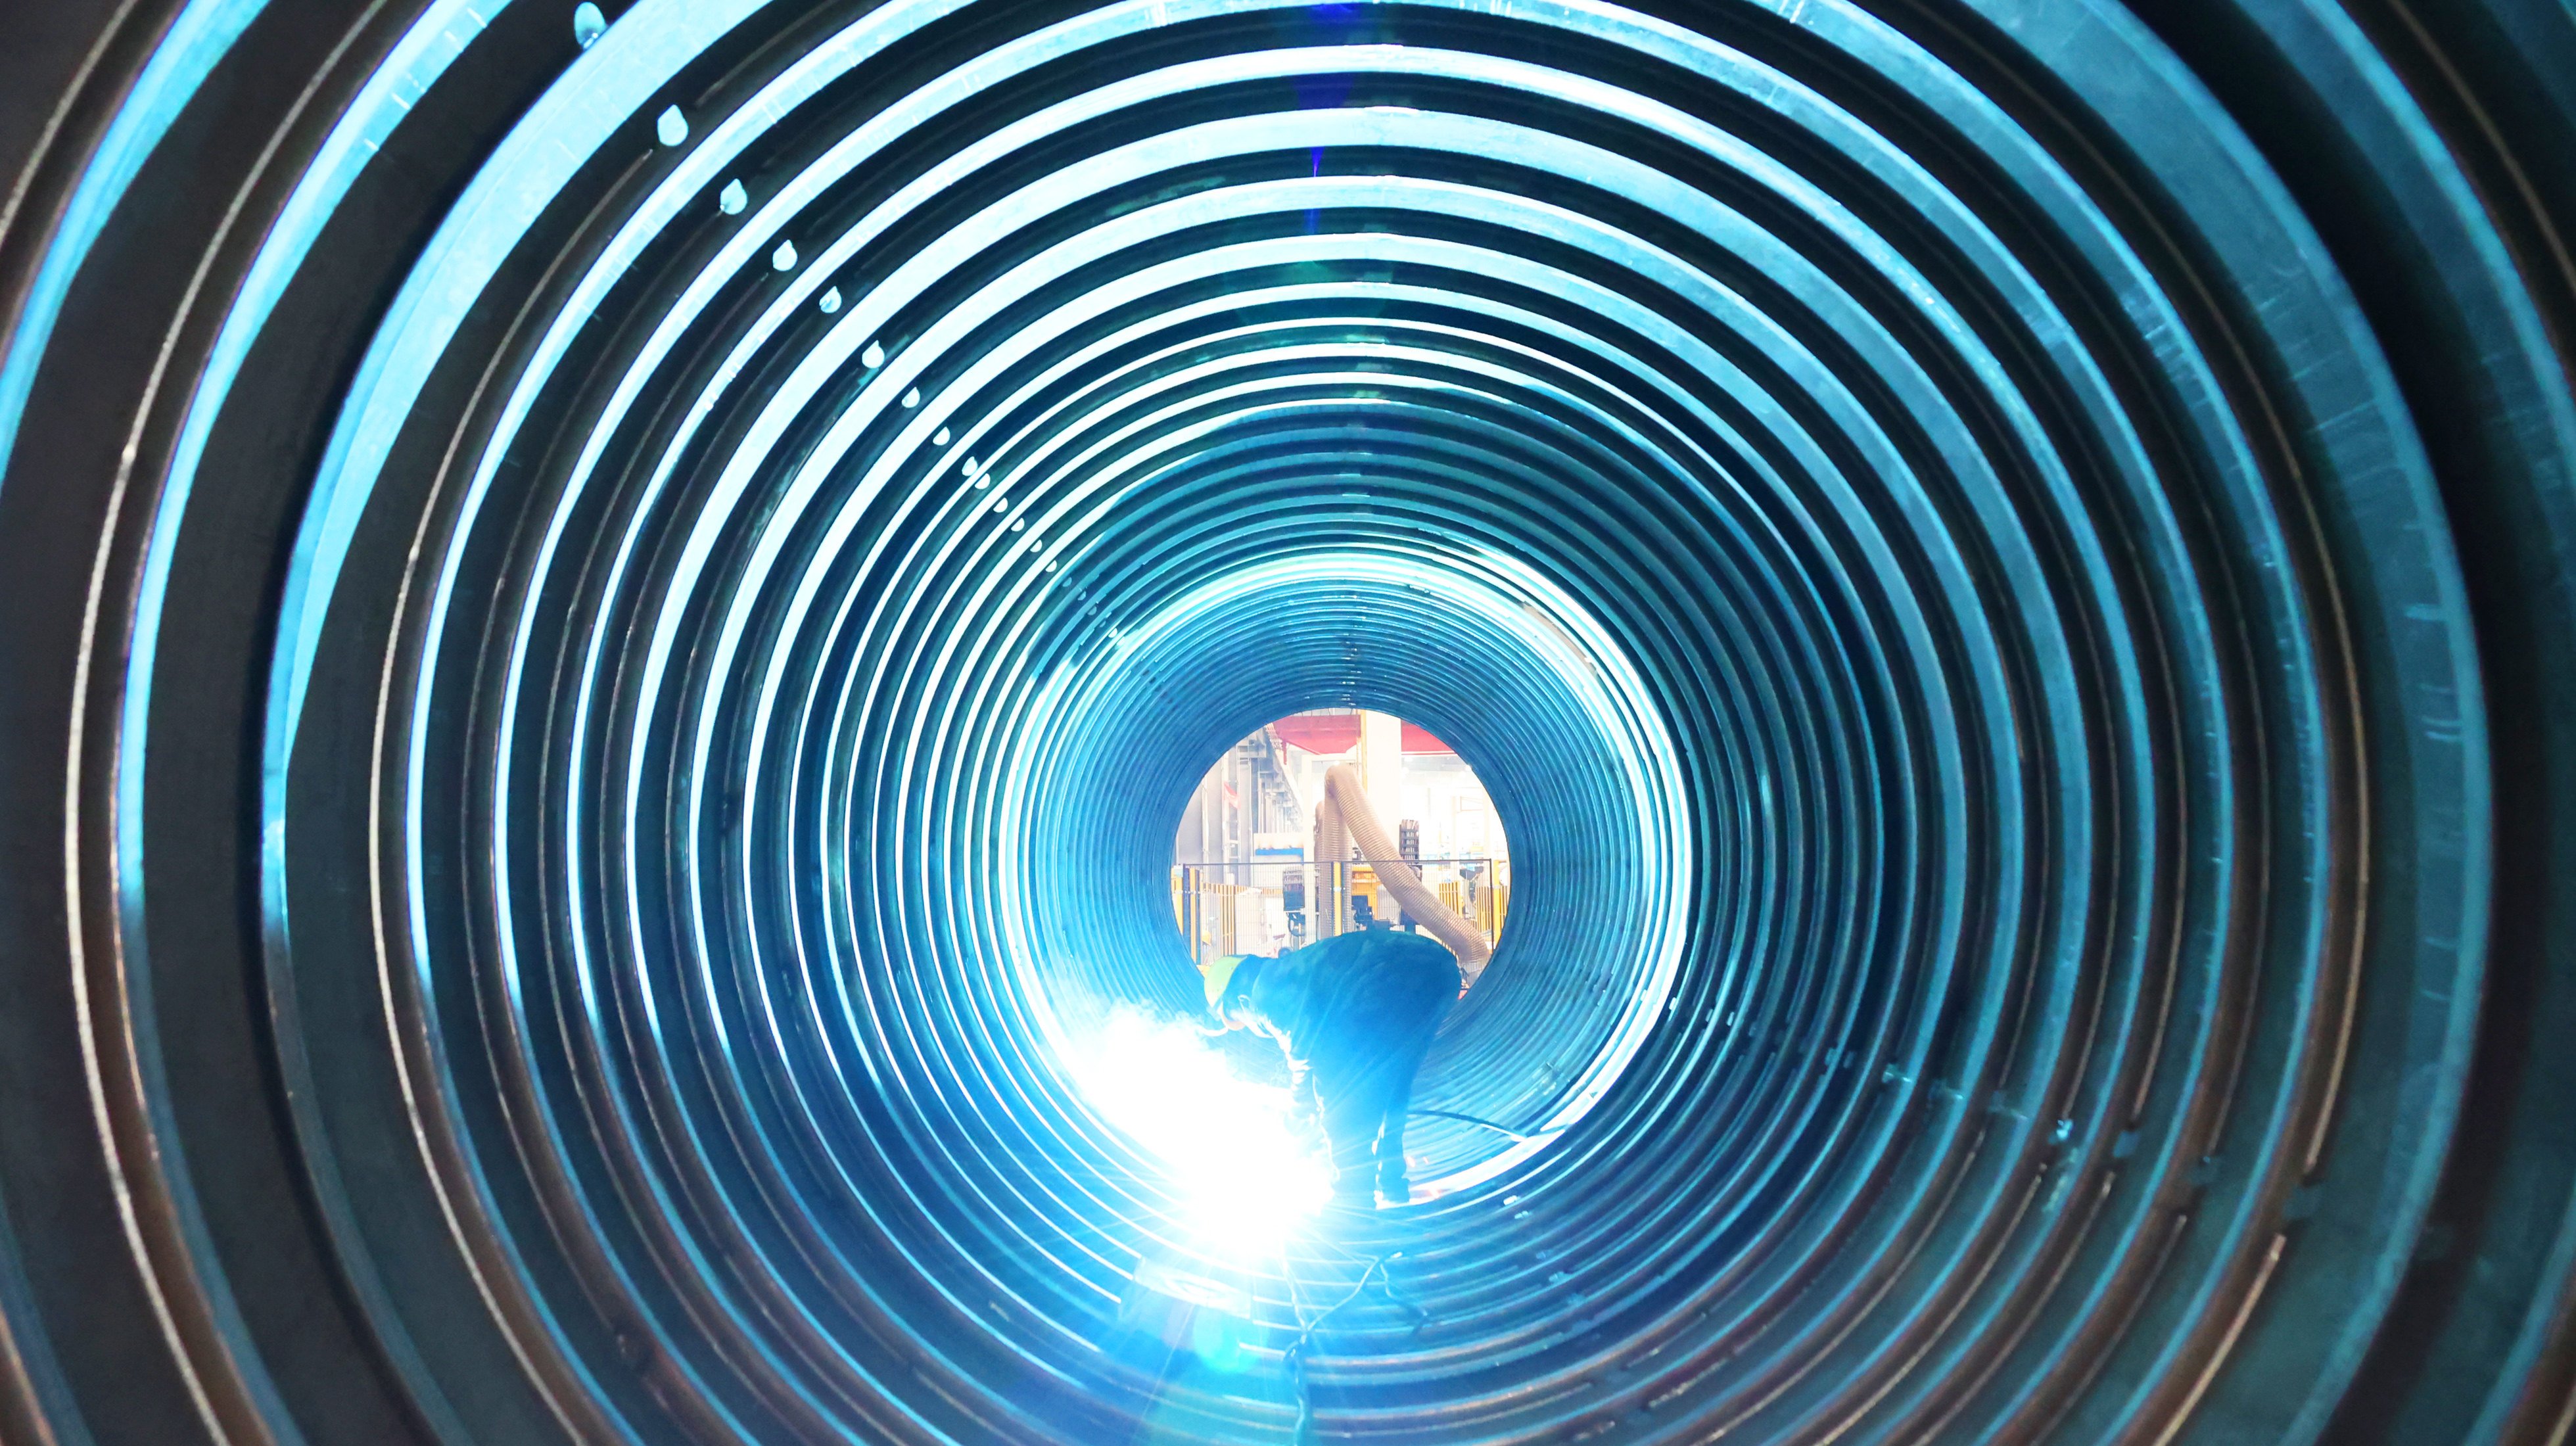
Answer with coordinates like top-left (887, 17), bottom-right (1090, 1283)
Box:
top-left (3, 1), bottom-right (2573, 1443)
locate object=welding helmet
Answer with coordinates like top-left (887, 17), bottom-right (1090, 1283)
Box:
top-left (1202, 954), bottom-right (1255, 1019)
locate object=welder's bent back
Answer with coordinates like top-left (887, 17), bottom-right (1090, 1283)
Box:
top-left (1210, 928), bottom-right (1459, 1206)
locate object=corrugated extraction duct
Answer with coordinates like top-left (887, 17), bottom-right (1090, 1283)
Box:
top-left (1319, 761), bottom-right (1494, 983)
top-left (1313, 789), bottom-right (1349, 941)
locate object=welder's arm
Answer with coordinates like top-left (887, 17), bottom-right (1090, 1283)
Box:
top-left (1286, 1058), bottom-right (1319, 1124)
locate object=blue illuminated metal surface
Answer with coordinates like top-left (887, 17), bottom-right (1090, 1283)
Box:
top-left (3, 0), bottom-right (2575, 1443)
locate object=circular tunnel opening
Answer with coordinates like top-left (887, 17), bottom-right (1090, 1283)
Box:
top-left (1011, 547), bottom-right (1691, 1228)
top-left (1075, 668), bottom-right (1676, 1217)
top-left (1170, 709), bottom-right (1518, 964)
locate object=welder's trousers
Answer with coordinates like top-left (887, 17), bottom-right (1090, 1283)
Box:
top-left (1315, 1037), bottom-right (1435, 1205)
top-left (1309, 985), bottom-right (1453, 1204)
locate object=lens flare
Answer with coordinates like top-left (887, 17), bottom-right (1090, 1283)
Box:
top-left (1063, 1007), bottom-right (1331, 1257)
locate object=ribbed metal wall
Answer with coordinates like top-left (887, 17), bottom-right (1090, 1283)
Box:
top-left (3, 1), bottom-right (2573, 1443)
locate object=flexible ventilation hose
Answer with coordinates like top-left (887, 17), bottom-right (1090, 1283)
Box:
top-left (1311, 791), bottom-right (1349, 941)
top-left (1320, 762), bottom-right (1495, 982)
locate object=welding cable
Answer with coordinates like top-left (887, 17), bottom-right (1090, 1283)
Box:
top-left (1407, 1107), bottom-right (1541, 1144)
top-left (1280, 1250), bottom-right (1411, 1446)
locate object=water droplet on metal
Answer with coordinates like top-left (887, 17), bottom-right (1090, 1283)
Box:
top-left (572, 2), bottom-right (606, 48)
top-left (655, 105), bottom-right (688, 147)
top-left (770, 239), bottom-right (797, 271)
top-left (818, 287), bottom-right (841, 314)
top-left (902, 388), bottom-right (921, 409)
top-left (718, 179), bottom-right (745, 214)
top-left (862, 340), bottom-right (885, 369)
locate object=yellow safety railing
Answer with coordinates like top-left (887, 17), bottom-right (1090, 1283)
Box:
top-left (1169, 858), bottom-right (1508, 966)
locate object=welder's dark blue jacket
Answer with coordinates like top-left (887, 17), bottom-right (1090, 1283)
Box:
top-left (1215, 927), bottom-right (1459, 1202)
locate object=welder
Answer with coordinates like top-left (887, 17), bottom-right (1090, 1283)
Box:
top-left (1204, 922), bottom-right (1459, 1207)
